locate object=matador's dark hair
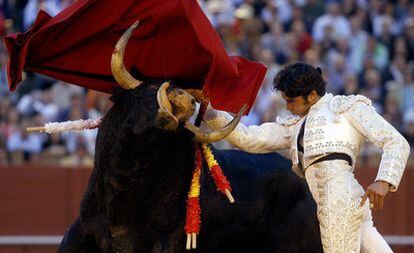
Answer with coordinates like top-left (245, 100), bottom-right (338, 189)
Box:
top-left (273, 62), bottom-right (326, 98)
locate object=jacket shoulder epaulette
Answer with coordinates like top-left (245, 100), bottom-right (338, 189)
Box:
top-left (330, 94), bottom-right (372, 114)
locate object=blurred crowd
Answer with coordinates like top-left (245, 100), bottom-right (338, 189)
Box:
top-left (0, 0), bottom-right (413, 167)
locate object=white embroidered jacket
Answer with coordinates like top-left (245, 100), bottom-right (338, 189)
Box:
top-left (204, 93), bottom-right (410, 191)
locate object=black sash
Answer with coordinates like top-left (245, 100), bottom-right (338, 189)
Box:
top-left (297, 119), bottom-right (352, 167)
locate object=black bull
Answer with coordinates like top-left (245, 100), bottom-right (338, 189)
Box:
top-left (58, 84), bottom-right (323, 252)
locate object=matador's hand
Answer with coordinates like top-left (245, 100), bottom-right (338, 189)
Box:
top-left (186, 89), bottom-right (208, 103)
top-left (360, 181), bottom-right (390, 211)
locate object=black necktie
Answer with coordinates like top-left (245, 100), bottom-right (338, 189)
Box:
top-left (297, 119), bottom-right (306, 153)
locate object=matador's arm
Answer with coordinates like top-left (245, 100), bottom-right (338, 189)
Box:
top-left (342, 98), bottom-right (410, 191)
top-left (203, 108), bottom-right (293, 153)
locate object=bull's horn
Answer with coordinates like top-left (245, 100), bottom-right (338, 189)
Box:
top-left (157, 82), bottom-right (173, 114)
top-left (185, 104), bottom-right (247, 143)
top-left (111, 20), bottom-right (143, 90)
top-left (156, 82), bottom-right (178, 130)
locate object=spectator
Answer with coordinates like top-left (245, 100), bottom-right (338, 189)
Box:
top-left (338, 74), bottom-right (359, 96)
top-left (382, 53), bottom-right (407, 85)
top-left (290, 19), bottom-right (312, 56)
top-left (33, 87), bottom-right (59, 122)
top-left (42, 133), bottom-right (66, 157)
top-left (348, 15), bottom-right (368, 54)
top-left (60, 143), bottom-right (93, 168)
top-left (361, 68), bottom-right (386, 113)
top-left (351, 34), bottom-right (389, 73)
top-left (312, 2), bottom-right (351, 42)
top-left (402, 107), bottom-right (414, 146)
top-left (7, 119), bottom-right (44, 163)
top-left (376, 16), bottom-right (396, 50)
top-left (326, 52), bottom-right (348, 93)
top-left (302, 0), bottom-right (324, 26)
top-left (399, 65), bottom-right (414, 113)
top-left (383, 95), bottom-right (403, 130)
top-left (51, 80), bottom-right (84, 110)
top-left (260, 21), bottom-right (290, 64)
top-left (204, 0), bottom-right (235, 28)
top-left (58, 93), bottom-right (88, 122)
top-left (23, 0), bottom-right (61, 30)
top-left (403, 17), bottom-right (414, 61)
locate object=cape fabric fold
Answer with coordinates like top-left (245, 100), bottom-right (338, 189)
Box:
top-left (4, 0), bottom-right (266, 114)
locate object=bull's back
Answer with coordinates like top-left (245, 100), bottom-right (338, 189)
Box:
top-left (198, 148), bottom-right (322, 253)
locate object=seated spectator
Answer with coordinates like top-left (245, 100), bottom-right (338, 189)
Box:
top-left (87, 90), bottom-right (111, 119)
top-left (58, 93), bottom-right (88, 121)
top-left (400, 65), bottom-right (414, 112)
top-left (261, 21), bottom-right (291, 64)
top-left (6, 119), bottom-right (45, 164)
top-left (351, 34), bottom-right (389, 73)
top-left (403, 17), bottom-right (414, 61)
top-left (23, 0), bottom-right (61, 30)
top-left (33, 87), bottom-right (59, 122)
top-left (51, 80), bottom-right (84, 110)
top-left (348, 15), bottom-right (368, 55)
top-left (60, 143), bottom-right (93, 168)
top-left (403, 107), bottom-right (414, 146)
top-left (382, 95), bottom-right (403, 131)
top-left (302, 0), bottom-right (325, 26)
top-left (382, 54), bottom-right (407, 84)
top-left (312, 2), bottom-right (351, 42)
top-left (0, 108), bottom-right (21, 144)
top-left (338, 74), bottom-right (359, 96)
top-left (42, 133), bottom-right (66, 157)
top-left (326, 52), bottom-right (348, 93)
top-left (362, 68), bottom-right (387, 113)
top-left (290, 19), bottom-right (312, 56)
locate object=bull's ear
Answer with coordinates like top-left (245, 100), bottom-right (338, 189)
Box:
top-left (156, 110), bottom-right (179, 132)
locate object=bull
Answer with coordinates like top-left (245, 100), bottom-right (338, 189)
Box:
top-left (58, 22), bottom-right (322, 253)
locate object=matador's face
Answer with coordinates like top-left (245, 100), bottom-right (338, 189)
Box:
top-left (280, 93), bottom-right (312, 117)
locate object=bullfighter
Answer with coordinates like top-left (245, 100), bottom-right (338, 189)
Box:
top-left (202, 62), bottom-right (410, 253)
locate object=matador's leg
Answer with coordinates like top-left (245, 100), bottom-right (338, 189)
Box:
top-left (360, 209), bottom-right (393, 253)
top-left (305, 160), bottom-right (365, 253)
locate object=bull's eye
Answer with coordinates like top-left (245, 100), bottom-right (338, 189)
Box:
top-left (177, 89), bottom-right (184, 95)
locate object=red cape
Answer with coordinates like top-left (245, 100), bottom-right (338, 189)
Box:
top-left (4, 0), bottom-right (266, 114)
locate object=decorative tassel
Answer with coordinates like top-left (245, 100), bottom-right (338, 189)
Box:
top-left (185, 145), bottom-right (202, 250)
top-left (201, 144), bottom-right (234, 203)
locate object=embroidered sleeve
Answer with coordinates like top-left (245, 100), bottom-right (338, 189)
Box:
top-left (343, 101), bottom-right (410, 191)
top-left (203, 108), bottom-right (292, 153)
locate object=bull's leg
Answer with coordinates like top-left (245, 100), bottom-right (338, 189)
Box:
top-left (58, 217), bottom-right (110, 253)
top-left (58, 218), bottom-right (87, 253)
top-left (110, 226), bottom-right (135, 253)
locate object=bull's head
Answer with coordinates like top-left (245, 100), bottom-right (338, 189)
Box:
top-left (110, 20), bottom-right (246, 143)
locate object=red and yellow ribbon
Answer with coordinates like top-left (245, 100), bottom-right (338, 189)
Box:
top-left (201, 144), bottom-right (234, 203)
top-left (184, 144), bottom-right (234, 250)
top-left (185, 145), bottom-right (202, 250)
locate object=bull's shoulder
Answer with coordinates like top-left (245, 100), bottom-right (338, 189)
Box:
top-left (276, 115), bottom-right (301, 126)
top-left (330, 94), bottom-right (372, 114)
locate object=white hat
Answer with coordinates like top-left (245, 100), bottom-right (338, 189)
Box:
top-left (206, 0), bottom-right (231, 14)
top-left (234, 3), bottom-right (254, 20)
